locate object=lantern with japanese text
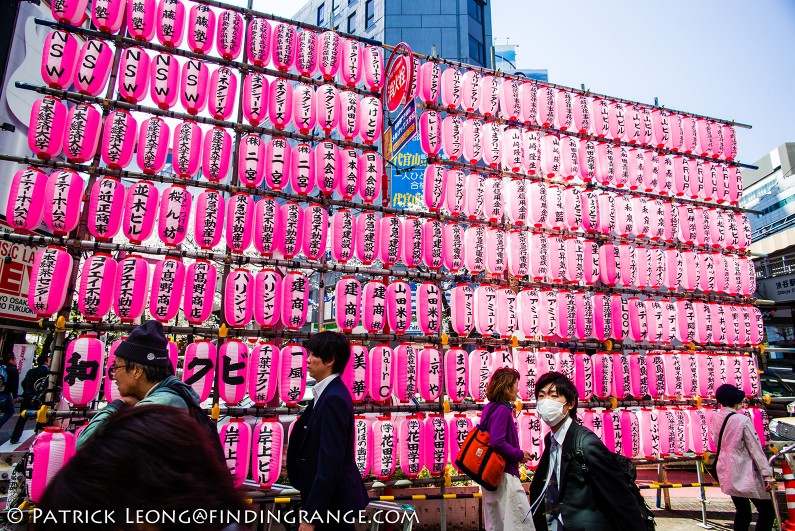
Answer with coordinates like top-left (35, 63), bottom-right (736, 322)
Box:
top-left (181, 340), bottom-right (215, 401)
top-left (183, 259), bottom-right (216, 325)
top-left (423, 164), bottom-right (446, 212)
top-left (355, 211), bottom-right (380, 265)
top-left (335, 276), bottom-right (361, 333)
top-left (368, 345), bottom-right (394, 404)
top-left (281, 272), bottom-right (309, 330)
top-left (73, 40), bottom-right (113, 96)
top-left (264, 137), bottom-right (291, 191)
top-left (420, 110), bottom-right (441, 156)
top-left (224, 268), bottom-right (253, 328)
top-left (463, 119), bottom-right (483, 164)
top-left (202, 126), bottom-right (232, 183)
top-left (245, 17), bottom-right (271, 67)
top-left (419, 61), bottom-right (441, 104)
top-left (149, 257), bottom-right (185, 322)
top-left (29, 97), bottom-right (67, 161)
top-left (386, 281), bottom-right (412, 333)
top-left (220, 419), bottom-right (251, 487)
top-left (340, 38), bottom-right (361, 86)
top-left (62, 336), bottom-right (104, 407)
top-left (424, 415), bottom-right (448, 476)
top-left (100, 109), bottom-right (137, 169)
top-left (418, 284), bottom-right (442, 335)
top-left (252, 420), bottom-right (283, 488)
top-left (363, 45), bottom-right (383, 92)
top-left (42, 31), bottom-right (78, 90)
top-left (78, 254), bottom-right (117, 321)
top-left (268, 77), bottom-right (294, 131)
top-left (225, 192), bottom-right (253, 253)
top-left (318, 30), bottom-right (340, 79)
top-left (358, 150), bottom-right (382, 203)
top-left (113, 255), bottom-right (148, 322)
top-left (379, 216), bottom-right (402, 267)
top-left (399, 416), bottom-right (425, 478)
top-left (302, 204), bottom-right (328, 261)
top-left (154, 0), bottom-right (184, 46)
top-left (217, 339), bottom-right (249, 405)
top-left (241, 73), bottom-right (268, 126)
top-left (290, 143), bottom-right (316, 196)
top-left (122, 180), bottom-right (158, 244)
top-left (193, 189), bottom-right (224, 250)
top-left (63, 103), bottom-right (102, 163)
top-left (280, 344), bottom-right (306, 406)
top-left (316, 84), bottom-right (340, 137)
top-left (237, 134), bottom-right (265, 188)
top-left (372, 417), bottom-right (397, 479)
top-left (443, 115), bottom-right (464, 161)
top-left (362, 280), bottom-right (387, 332)
top-left (331, 209), bottom-right (356, 263)
top-left (248, 343), bottom-right (279, 406)
top-left (254, 269), bottom-right (282, 328)
top-left (315, 140), bottom-right (340, 194)
top-left (342, 344), bottom-right (369, 404)
top-left (170, 121), bottom-right (201, 178)
top-left (6, 167), bottom-right (46, 233)
top-left (42, 170), bottom-right (82, 237)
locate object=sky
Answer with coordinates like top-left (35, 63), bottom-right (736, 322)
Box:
top-left (213, 0), bottom-right (795, 165)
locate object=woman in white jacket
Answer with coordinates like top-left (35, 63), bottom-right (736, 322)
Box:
top-left (710, 384), bottom-right (774, 531)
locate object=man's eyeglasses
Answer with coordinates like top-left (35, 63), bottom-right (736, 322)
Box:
top-left (108, 364), bottom-right (129, 378)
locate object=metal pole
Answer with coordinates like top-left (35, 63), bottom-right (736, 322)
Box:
top-left (694, 459), bottom-right (714, 529)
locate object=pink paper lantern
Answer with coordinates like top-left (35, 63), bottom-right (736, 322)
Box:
top-left (61, 336), bottom-right (105, 407)
top-left (242, 73), bottom-right (268, 126)
top-left (220, 418), bottom-right (251, 487)
top-left (113, 255), bottom-right (148, 322)
top-left (330, 209), bottom-right (356, 263)
top-left (386, 281), bottom-right (412, 333)
top-left (149, 53), bottom-right (180, 110)
top-left (208, 67), bottom-right (237, 120)
top-left (335, 276), bottom-right (361, 333)
top-left (418, 347), bottom-right (442, 401)
top-left (496, 287), bottom-right (518, 339)
top-left (482, 175), bottom-right (503, 222)
top-left (281, 272), bottom-right (309, 330)
top-left (247, 17), bottom-right (272, 67)
top-left (29, 96), bottom-right (67, 161)
top-left (290, 143), bottom-right (316, 196)
top-left (302, 204), bottom-right (328, 261)
top-left (358, 96), bottom-right (383, 145)
top-left (474, 285), bottom-right (497, 337)
top-left (224, 268), bottom-right (253, 328)
top-left (73, 40), bottom-right (113, 96)
top-left (122, 180), bottom-right (158, 244)
top-left (338, 91), bottom-right (360, 141)
top-left (183, 259), bottom-right (216, 325)
top-left (312, 140), bottom-right (340, 195)
top-left (6, 167), bottom-right (46, 233)
top-left (254, 269), bottom-right (282, 328)
top-left (248, 343), bottom-right (279, 406)
top-left (193, 189), bottom-right (224, 250)
top-left (290, 84), bottom-right (317, 135)
top-left (217, 340), bottom-right (249, 405)
top-left (443, 115), bottom-right (464, 161)
top-left (369, 345), bottom-right (394, 404)
top-left (340, 38), bottom-right (361, 86)
top-left (126, 0), bottom-right (155, 41)
top-left (419, 61), bottom-right (441, 104)
top-left (252, 420), bottom-right (283, 488)
top-left (318, 31), bottom-right (340, 79)
top-left (441, 66), bottom-right (462, 110)
top-left (135, 116), bottom-right (169, 174)
top-left (461, 69), bottom-right (482, 112)
top-left (379, 215), bottom-right (402, 267)
top-left (186, 4), bottom-right (215, 54)
top-left (462, 119), bottom-right (484, 164)
top-left (156, 0), bottom-right (185, 47)
top-left (92, 0), bottom-right (126, 33)
top-left (505, 178), bottom-right (527, 225)
top-left (264, 137), bottom-right (291, 191)
top-left (424, 415), bottom-right (448, 476)
top-left (399, 416), bottom-right (425, 478)
top-left (149, 257), bottom-right (185, 322)
top-left (358, 150), bottom-right (382, 203)
top-left (63, 103), bottom-right (102, 163)
top-left (268, 78), bottom-right (294, 131)
top-left (171, 121), bottom-right (202, 178)
top-left (225, 193), bottom-right (253, 254)
top-left (42, 31), bottom-right (78, 90)
top-left (237, 134), bottom-right (265, 188)
top-left (355, 211), bottom-right (380, 265)
top-left (508, 230), bottom-right (530, 277)
top-left (29, 428), bottom-right (75, 504)
top-left (372, 417), bottom-right (397, 479)
top-left (485, 228), bottom-right (507, 275)
top-left (215, 10), bottom-right (243, 60)
top-left (342, 344), bottom-right (369, 404)
top-left (362, 280), bottom-right (387, 332)
top-left (316, 84), bottom-right (340, 136)
top-left (422, 220), bottom-right (444, 270)
top-left (78, 253), bottom-right (117, 321)
top-left (444, 348), bottom-right (469, 403)
top-left (42, 169), bottom-right (82, 236)
top-left (555, 89), bottom-right (573, 130)
top-left (420, 110), bottom-right (441, 156)
top-left (202, 126), bottom-right (232, 183)
top-left (423, 164), bottom-right (446, 212)
top-left (418, 283), bottom-right (442, 335)
top-left (100, 109), bottom-right (137, 169)
top-left (450, 284), bottom-right (475, 336)
top-left (363, 45), bottom-right (384, 92)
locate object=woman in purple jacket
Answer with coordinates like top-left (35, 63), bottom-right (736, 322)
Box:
top-left (480, 367), bottom-right (535, 530)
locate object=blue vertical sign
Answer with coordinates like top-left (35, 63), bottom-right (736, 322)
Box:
top-left (387, 100), bottom-right (426, 209)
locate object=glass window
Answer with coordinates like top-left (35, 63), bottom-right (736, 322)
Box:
top-left (348, 12), bottom-right (356, 33)
top-left (468, 0), bottom-right (484, 23)
top-left (365, 0), bottom-right (375, 28)
top-left (317, 3), bottom-right (325, 26)
top-left (469, 35), bottom-right (485, 66)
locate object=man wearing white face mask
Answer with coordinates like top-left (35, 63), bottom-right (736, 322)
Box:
top-left (528, 372), bottom-right (645, 530)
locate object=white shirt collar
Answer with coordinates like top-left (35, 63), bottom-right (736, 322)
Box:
top-left (553, 416), bottom-right (573, 447)
top-left (312, 373), bottom-right (338, 401)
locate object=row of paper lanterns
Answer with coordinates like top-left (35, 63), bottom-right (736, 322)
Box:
top-left (421, 130), bottom-right (744, 206)
top-left (424, 167), bottom-right (750, 247)
top-left (26, 401), bottom-right (765, 504)
top-left (415, 62), bottom-right (738, 162)
top-left (28, 93), bottom-right (383, 173)
top-left (50, 3), bottom-right (387, 92)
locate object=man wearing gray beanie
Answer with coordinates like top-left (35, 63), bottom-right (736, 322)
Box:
top-left (76, 321), bottom-right (200, 449)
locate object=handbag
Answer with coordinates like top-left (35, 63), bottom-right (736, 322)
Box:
top-left (455, 404), bottom-right (508, 491)
top-left (708, 412), bottom-right (736, 481)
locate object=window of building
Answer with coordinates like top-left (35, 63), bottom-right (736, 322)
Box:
top-left (317, 3), bottom-right (325, 26)
top-left (365, 0), bottom-right (375, 28)
top-left (469, 35), bottom-right (485, 66)
top-left (468, 0), bottom-right (484, 23)
top-left (347, 12), bottom-right (356, 33)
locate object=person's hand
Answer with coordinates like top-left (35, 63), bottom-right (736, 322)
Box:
top-left (522, 450), bottom-right (532, 463)
top-left (120, 396), bottom-right (139, 406)
top-left (298, 523), bottom-right (315, 531)
top-left (764, 480), bottom-right (773, 492)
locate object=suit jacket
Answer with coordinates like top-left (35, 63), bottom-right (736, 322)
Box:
top-left (286, 376), bottom-right (369, 519)
top-left (528, 422), bottom-right (645, 531)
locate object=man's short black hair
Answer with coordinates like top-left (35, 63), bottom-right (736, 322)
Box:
top-left (535, 371), bottom-right (579, 419)
top-left (37, 354), bottom-right (49, 366)
top-left (123, 359), bottom-right (174, 382)
top-left (304, 331), bottom-right (351, 374)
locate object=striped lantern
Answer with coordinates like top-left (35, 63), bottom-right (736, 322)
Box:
top-left (281, 202), bottom-right (304, 259)
top-left (254, 196), bottom-right (282, 257)
top-left (78, 253), bottom-right (117, 321)
top-left (29, 96), bottom-right (67, 161)
top-left (122, 180), bottom-right (158, 244)
top-left (362, 280), bottom-right (387, 332)
top-left (468, 348), bottom-right (491, 402)
top-left (218, 340), bottom-right (249, 405)
top-left (172, 120), bottom-right (202, 178)
top-left (114, 255), bottom-right (149, 322)
top-left (43, 170), bottom-right (83, 236)
top-left (252, 420), bottom-right (283, 488)
top-left (29, 246), bottom-right (72, 317)
top-left (28, 428), bottom-right (75, 504)
top-left (64, 103), bottom-right (101, 163)
top-left (224, 268), bottom-right (253, 328)
top-left (86, 176), bottom-right (124, 241)
top-left (399, 416), bottom-right (424, 479)
top-left (6, 167), bottom-right (46, 232)
top-left (342, 344), bottom-right (369, 403)
top-left (202, 126), bottom-right (232, 183)
top-left (220, 419), bottom-right (251, 487)
top-left (386, 281), bottom-right (412, 333)
top-left (254, 269), bottom-right (282, 328)
top-left (279, 343), bottom-right (307, 407)
top-left (149, 257), bottom-right (185, 322)
top-left (182, 340), bottom-right (216, 402)
top-left (62, 336), bottom-right (105, 407)
top-left (335, 276), bottom-right (362, 333)
top-left (444, 348), bottom-right (469, 403)
top-left (248, 342), bottom-right (279, 406)
top-left (302, 204), bottom-right (328, 261)
top-left (394, 343), bottom-right (418, 403)
top-left (225, 193), bottom-right (254, 253)
top-left (372, 417), bottom-right (397, 480)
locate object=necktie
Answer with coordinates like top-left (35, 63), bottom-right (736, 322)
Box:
top-left (545, 439), bottom-right (561, 527)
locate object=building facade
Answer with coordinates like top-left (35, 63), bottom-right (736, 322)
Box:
top-left (292, 0), bottom-right (493, 68)
top-left (741, 143), bottom-right (795, 348)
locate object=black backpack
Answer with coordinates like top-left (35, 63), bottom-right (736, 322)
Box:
top-left (573, 429), bottom-right (656, 530)
top-left (161, 381), bottom-right (226, 465)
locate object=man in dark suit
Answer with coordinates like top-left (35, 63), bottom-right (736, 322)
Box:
top-left (286, 331), bottom-right (369, 531)
top-left (528, 372), bottom-right (645, 530)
